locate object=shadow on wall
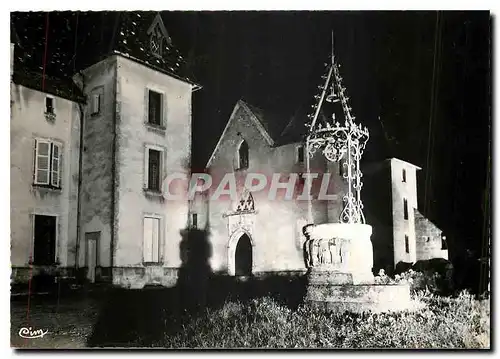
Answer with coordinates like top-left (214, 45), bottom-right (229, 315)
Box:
top-left (86, 225), bottom-right (308, 347)
top-left (177, 227), bottom-right (213, 312)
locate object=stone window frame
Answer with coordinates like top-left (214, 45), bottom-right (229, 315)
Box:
top-left (142, 212), bottom-right (164, 265)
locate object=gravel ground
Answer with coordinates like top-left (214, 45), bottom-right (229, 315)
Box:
top-left (10, 293), bottom-right (101, 349)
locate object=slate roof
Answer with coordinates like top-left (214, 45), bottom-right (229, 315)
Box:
top-left (10, 11), bottom-right (199, 102)
top-left (12, 68), bottom-right (85, 103)
top-left (112, 12), bottom-right (199, 87)
top-left (241, 100), bottom-right (293, 144)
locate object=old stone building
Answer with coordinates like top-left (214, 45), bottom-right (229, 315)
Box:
top-left (191, 100), bottom-right (346, 276)
top-left (75, 13), bottom-right (200, 288)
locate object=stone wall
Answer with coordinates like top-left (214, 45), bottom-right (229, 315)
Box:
top-left (79, 57), bottom-right (117, 275)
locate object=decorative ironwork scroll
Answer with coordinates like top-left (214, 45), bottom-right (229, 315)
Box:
top-left (304, 35), bottom-right (370, 224)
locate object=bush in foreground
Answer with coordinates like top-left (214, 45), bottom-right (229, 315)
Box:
top-left (163, 291), bottom-right (489, 349)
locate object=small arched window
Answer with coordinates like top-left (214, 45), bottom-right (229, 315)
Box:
top-left (238, 140), bottom-right (249, 170)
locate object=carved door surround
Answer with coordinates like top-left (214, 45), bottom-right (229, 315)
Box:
top-left (224, 189), bottom-right (257, 275)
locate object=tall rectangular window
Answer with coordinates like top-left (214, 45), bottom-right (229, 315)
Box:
top-left (148, 90), bottom-right (163, 126)
top-left (34, 139), bottom-right (61, 188)
top-left (45, 96), bottom-right (54, 114)
top-left (297, 145), bottom-right (304, 164)
top-left (33, 215), bottom-right (56, 265)
top-left (191, 213), bottom-right (198, 229)
top-left (147, 149), bottom-right (161, 191)
top-left (403, 198), bottom-right (409, 220)
top-left (405, 235), bottom-right (409, 254)
top-left (143, 216), bottom-right (160, 263)
top-left (402, 168), bottom-right (407, 183)
top-left (91, 93), bottom-right (101, 115)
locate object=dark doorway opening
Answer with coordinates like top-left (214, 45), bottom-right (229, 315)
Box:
top-left (235, 234), bottom-right (252, 276)
top-left (33, 215), bottom-right (56, 265)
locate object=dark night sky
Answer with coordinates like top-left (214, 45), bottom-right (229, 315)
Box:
top-left (12, 11), bottom-right (491, 259)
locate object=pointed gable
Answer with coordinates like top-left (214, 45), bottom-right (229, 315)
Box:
top-left (147, 13), bottom-right (172, 57)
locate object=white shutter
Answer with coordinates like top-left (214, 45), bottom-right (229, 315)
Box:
top-left (51, 143), bottom-right (61, 187)
top-left (151, 218), bottom-right (160, 262)
top-left (35, 139), bottom-right (51, 184)
top-left (143, 217), bottom-right (154, 262)
top-left (92, 93), bottom-right (100, 115)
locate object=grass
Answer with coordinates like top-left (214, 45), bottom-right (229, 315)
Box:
top-left (161, 292), bottom-right (490, 349)
top-left (11, 278), bottom-right (490, 349)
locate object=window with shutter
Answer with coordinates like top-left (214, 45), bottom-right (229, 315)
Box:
top-left (143, 216), bottom-right (160, 263)
top-left (51, 143), bottom-right (61, 187)
top-left (35, 140), bottom-right (51, 185)
top-left (34, 139), bottom-right (62, 188)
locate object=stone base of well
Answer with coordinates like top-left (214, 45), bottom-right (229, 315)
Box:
top-left (303, 222), bottom-right (413, 313)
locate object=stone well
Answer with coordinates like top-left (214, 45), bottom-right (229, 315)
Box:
top-left (303, 223), bottom-right (413, 313)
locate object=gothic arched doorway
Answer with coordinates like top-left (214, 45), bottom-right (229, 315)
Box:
top-left (235, 233), bottom-right (253, 276)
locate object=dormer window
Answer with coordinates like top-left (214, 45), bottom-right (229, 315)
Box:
top-left (45, 97), bottom-right (54, 114)
top-left (150, 26), bottom-right (163, 57)
top-left (147, 14), bottom-right (172, 58)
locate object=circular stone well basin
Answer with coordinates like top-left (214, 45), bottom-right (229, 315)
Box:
top-left (306, 283), bottom-right (415, 314)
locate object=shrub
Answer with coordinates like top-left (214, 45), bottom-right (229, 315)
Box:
top-left (374, 268), bottom-right (453, 295)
